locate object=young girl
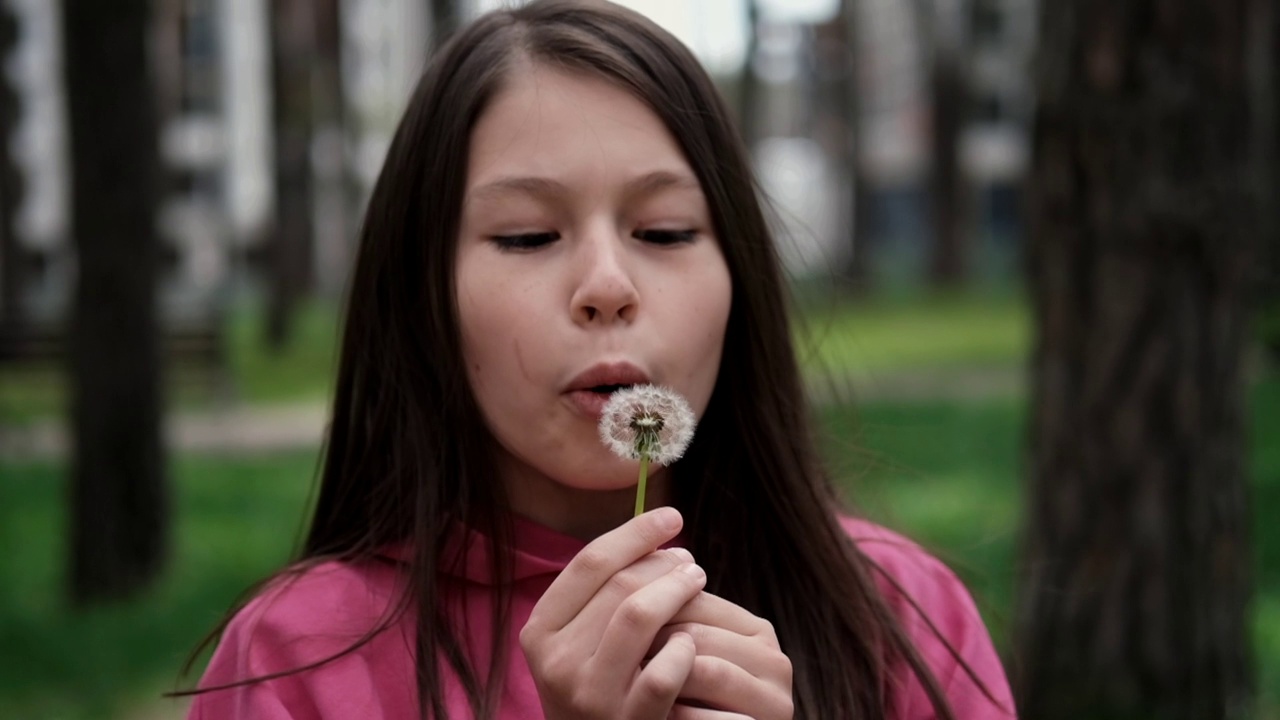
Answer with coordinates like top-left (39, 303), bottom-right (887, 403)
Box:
top-left (187, 1), bottom-right (1016, 717)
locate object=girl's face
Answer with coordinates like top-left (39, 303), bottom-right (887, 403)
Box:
top-left (455, 64), bottom-right (732, 537)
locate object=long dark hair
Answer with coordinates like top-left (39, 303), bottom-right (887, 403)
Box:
top-left (190, 2), bottom-right (962, 717)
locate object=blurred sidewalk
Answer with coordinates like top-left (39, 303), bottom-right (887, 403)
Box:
top-left (0, 368), bottom-right (1027, 460)
top-left (1, 400), bottom-right (331, 459)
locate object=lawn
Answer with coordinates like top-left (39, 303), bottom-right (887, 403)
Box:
top-left (796, 289), bottom-right (1031, 375)
top-left (1, 377), bottom-right (1276, 719)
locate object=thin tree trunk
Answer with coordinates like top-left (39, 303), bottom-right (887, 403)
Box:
top-left (839, 0), bottom-right (874, 292)
top-left (431, 0), bottom-right (459, 45)
top-left (1263, 0), bottom-right (1280, 361)
top-left (927, 40), bottom-right (968, 286)
top-left (1018, 1), bottom-right (1255, 718)
top-left (738, 0), bottom-right (762, 151)
top-left (266, 0), bottom-right (315, 350)
top-left (64, 0), bottom-right (168, 604)
top-left (312, 0), bottom-right (349, 295)
top-left (0, 3), bottom-right (22, 327)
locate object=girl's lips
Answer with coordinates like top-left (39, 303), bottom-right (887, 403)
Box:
top-left (565, 361), bottom-right (650, 393)
top-left (565, 389), bottom-right (612, 420)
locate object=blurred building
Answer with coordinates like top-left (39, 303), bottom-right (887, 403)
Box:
top-left (743, 0), bottom-right (1037, 281)
top-left (961, 0), bottom-right (1037, 275)
top-left (0, 0), bottom-right (434, 326)
top-left (5, 0), bottom-right (69, 321)
top-left (0, 0), bottom-right (1040, 318)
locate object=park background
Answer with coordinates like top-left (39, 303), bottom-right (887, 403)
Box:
top-left (0, 0), bottom-right (1277, 718)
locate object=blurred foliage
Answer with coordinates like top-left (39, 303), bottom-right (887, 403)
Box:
top-left (1, 379), bottom-right (1276, 719)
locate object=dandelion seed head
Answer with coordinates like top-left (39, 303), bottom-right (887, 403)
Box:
top-left (598, 385), bottom-right (696, 465)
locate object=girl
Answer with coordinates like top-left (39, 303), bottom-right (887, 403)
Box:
top-left (186, 1), bottom-right (1016, 717)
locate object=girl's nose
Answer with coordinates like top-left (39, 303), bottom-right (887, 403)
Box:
top-left (570, 229), bottom-right (639, 325)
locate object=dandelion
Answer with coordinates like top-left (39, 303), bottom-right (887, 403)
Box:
top-left (598, 385), bottom-right (696, 516)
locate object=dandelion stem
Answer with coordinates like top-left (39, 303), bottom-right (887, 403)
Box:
top-left (634, 455), bottom-right (649, 517)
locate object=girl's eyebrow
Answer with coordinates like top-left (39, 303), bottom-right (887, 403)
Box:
top-left (468, 170), bottom-right (702, 203)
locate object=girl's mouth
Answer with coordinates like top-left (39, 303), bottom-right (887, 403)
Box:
top-left (566, 385), bottom-right (633, 419)
top-left (564, 362), bottom-right (652, 418)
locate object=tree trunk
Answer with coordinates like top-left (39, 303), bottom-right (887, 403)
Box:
top-left (738, 0), bottom-right (762, 152)
top-left (64, 0), bottom-right (168, 605)
top-left (0, 3), bottom-right (23, 327)
top-left (1263, 0), bottom-right (1280, 361)
top-left (1018, 2), bottom-right (1256, 718)
top-left (838, 0), bottom-right (874, 293)
top-left (266, 0), bottom-right (315, 350)
top-left (927, 40), bottom-right (968, 287)
top-left (431, 0), bottom-right (459, 45)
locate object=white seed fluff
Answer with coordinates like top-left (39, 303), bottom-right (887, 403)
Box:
top-left (598, 385), bottom-right (696, 465)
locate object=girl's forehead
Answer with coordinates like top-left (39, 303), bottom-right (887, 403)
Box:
top-left (464, 63), bottom-right (702, 197)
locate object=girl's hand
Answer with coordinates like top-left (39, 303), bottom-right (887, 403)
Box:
top-left (520, 507), bottom-right (708, 720)
top-left (657, 594), bottom-right (795, 720)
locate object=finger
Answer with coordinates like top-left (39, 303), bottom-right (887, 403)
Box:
top-left (594, 561), bottom-right (708, 672)
top-left (651, 623), bottom-right (784, 680)
top-left (527, 507), bottom-right (684, 632)
top-left (670, 592), bottom-right (778, 641)
top-left (668, 705), bottom-right (754, 720)
top-left (624, 631), bottom-right (697, 719)
top-left (566, 546), bottom-right (694, 640)
top-left (677, 655), bottom-right (794, 720)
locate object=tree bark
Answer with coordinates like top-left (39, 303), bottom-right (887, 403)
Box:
top-left (64, 0), bottom-right (168, 604)
top-left (266, 0), bottom-right (315, 350)
top-left (0, 3), bottom-right (23, 326)
top-left (927, 36), bottom-right (968, 287)
top-left (431, 0), bottom-right (459, 45)
top-left (1018, 1), bottom-right (1256, 718)
top-left (737, 0), bottom-right (762, 151)
top-left (838, 0), bottom-right (875, 292)
top-left (1263, 0), bottom-right (1280, 360)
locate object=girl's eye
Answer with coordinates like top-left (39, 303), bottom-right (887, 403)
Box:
top-left (490, 232), bottom-right (560, 250)
top-left (634, 229), bottom-right (697, 245)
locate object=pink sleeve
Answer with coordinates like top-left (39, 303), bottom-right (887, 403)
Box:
top-left (843, 518), bottom-right (1018, 719)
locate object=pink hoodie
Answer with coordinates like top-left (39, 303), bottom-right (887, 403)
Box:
top-left (189, 516), bottom-right (1016, 718)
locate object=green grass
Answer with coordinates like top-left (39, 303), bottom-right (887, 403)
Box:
top-left (795, 290), bottom-right (1032, 375)
top-left (0, 452), bottom-right (319, 720)
top-left (821, 396), bottom-right (1026, 649)
top-left (225, 301), bottom-right (341, 405)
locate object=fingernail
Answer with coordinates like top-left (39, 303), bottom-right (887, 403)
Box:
top-left (653, 507), bottom-right (681, 532)
top-left (681, 563), bottom-right (705, 580)
top-left (668, 547), bottom-right (694, 563)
